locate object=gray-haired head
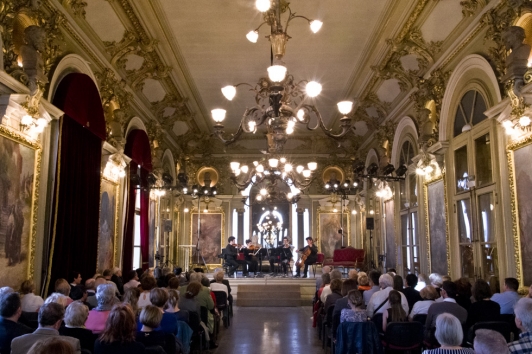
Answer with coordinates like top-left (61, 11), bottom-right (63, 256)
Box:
top-left (514, 297), bottom-right (532, 333)
top-left (434, 313), bottom-right (463, 347)
top-left (189, 272), bottom-right (203, 284)
top-left (0, 287), bottom-right (14, 297)
top-left (330, 269), bottom-right (342, 280)
top-left (379, 274), bottom-right (394, 289)
top-left (96, 283), bottom-right (116, 309)
top-left (429, 273), bottom-right (443, 288)
top-left (64, 301), bottom-right (89, 327)
top-left (44, 293), bottom-right (69, 308)
top-left (473, 329), bottom-right (509, 354)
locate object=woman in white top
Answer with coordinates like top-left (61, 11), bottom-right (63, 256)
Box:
top-left (19, 280), bottom-right (44, 312)
top-left (137, 274), bottom-right (157, 308)
top-left (409, 285), bottom-right (438, 321)
top-left (210, 271), bottom-right (229, 298)
top-left (123, 270), bottom-right (140, 290)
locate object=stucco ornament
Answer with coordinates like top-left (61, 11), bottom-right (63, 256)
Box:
top-left (503, 26), bottom-right (531, 83)
top-left (20, 25), bottom-right (48, 96)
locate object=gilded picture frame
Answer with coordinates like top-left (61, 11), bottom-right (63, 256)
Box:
top-left (0, 125), bottom-right (41, 288)
top-left (97, 177), bottom-right (119, 272)
top-left (190, 211), bottom-right (224, 267)
top-left (507, 135), bottom-right (532, 286)
top-left (317, 211), bottom-right (350, 259)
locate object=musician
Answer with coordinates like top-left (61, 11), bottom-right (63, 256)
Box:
top-left (295, 237), bottom-right (318, 278)
top-left (278, 237), bottom-right (294, 277)
top-left (225, 236), bottom-right (242, 277)
top-left (242, 239), bottom-right (259, 277)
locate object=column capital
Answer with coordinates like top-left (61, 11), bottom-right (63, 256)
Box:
top-left (296, 207), bottom-right (304, 214)
top-left (237, 208), bottom-right (246, 214)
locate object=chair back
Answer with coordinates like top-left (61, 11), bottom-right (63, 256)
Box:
top-left (468, 321), bottom-right (513, 344)
top-left (412, 314), bottom-right (427, 325)
top-left (335, 321), bottom-right (383, 354)
top-left (383, 322), bottom-right (424, 350)
top-left (188, 311), bottom-right (201, 333)
top-left (500, 314), bottom-right (520, 338)
top-left (326, 304), bottom-right (335, 324)
top-left (200, 306), bottom-right (209, 325)
top-left (371, 313), bottom-right (384, 334)
top-left (316, 253), bottom-right (325, 264)
top-left (212, 290), bottom-right (228, 310)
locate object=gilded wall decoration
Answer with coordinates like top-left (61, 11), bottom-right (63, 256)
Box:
top-left (97, 177), bottom-right (119, 272)
top-left (96, 68), bottom-right (133, 122)
top-left (460, 0), bottom-right (486, 17)
top-left (0, 125), bottom-right (41, 289)
top-left (61, 0), bottom-right (87, 18)
top-left (411, 68), bottom-right (451, 129)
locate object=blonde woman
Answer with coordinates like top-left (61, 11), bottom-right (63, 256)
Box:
top-left (19, 280), bottom-right (43, 312)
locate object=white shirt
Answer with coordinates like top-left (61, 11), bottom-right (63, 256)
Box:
top-left (414, 281), bottom-right (426, 292)
top-left (123, 279), bottom-right (140, 290)
top-left (21, 293), bottom-right (44, 312)
top-left (366, 287), bottom-right (409, 317)
top-left (210, 282), bottom-right (228, 297)
top-left (408, 300), bottom-right (435, 320)
top-left (137, 291), bottom-right (151, 308)
top-left (320, 285), bottom-right (331, 303)
top-left (363, 286), bottom-right (380, 306)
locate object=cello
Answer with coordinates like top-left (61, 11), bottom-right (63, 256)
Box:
top-left (295, 247), bottom-right (311, 269)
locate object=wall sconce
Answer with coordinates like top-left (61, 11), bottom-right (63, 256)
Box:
top-left (20, 114), bottom-right (47, 133)
top-left (502, 115), bottom-right (531, 135)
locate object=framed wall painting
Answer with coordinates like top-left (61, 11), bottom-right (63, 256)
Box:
top-left (0, 126), bottom-right (41, 288)
top-left (508, 137), bottom-right (532, 286)
top-left (97, 177), bottom-right (119, 272)
top-left (424, 178), bottom-right (449, 275)
top-left (384, 199), bottom-right (396, 269)
top-left (190, 212), bottom-right (223, 266)
top-left (317, 212), bottom-right (349, 259)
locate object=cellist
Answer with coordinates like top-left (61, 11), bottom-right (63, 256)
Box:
top-left (295, 237), bottom-right (318, 278)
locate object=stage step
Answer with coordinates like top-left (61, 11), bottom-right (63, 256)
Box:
top-left (236, 284), bottom-right (301, 307)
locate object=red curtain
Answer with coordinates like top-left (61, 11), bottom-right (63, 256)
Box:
top-left (123, 130), bottom-right (152, 273)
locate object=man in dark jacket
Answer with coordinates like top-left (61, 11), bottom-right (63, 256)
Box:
top-left (401, 273), bottom-right (423, 313)
top-left (0, 292), bottom-right (32, 354)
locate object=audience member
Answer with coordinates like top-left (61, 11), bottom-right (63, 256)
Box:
top-left (393, 275), bottom-right (404, 291)
top-left (0, 292), bottom-right (32, 354)
top-left (55, 279), bottom-right (74, 306)
top-left (348, 269), bottom-right (358, 281)
top-left (323, 279), bottom-right (343, 314)
top-left (27, 337), bottom-right (75, 354)
top-left (422, 313), bottom-right (475, 354)
top-left (415, 274), bottom-right (428, 291)
top-left (138, 275), bottom-right (157, 309)
top-left (455, 277), bottom-right (473, 311)
top-left (59, 301), bottom-right (96, 353)
top-left (110, 268), bottom-right (124, 295)
top-left (382, 289), bottom-right (407, 332)
top-left (425, 281), bottom-right (468, 334)
top-left (44, 293), bottom-right (69, 308)
top-left (148, 288), bottom-right (178, 335)
top-left (321, 269), bottom-right (342, 303)
top-left (402, 273), bottom-right (423, 313)
top-left (167, 277), bottom-right (180, 291)
top-left (491, 277), bottom-right (520, 315)
top-left (465, 279), bottom-right (500, 330)
top-left (102, 269), bottom-right (112, 281)
top-left (11, 302), bottom-right (80, 354)
top-left (178, 282), bottom-right (201, 315)
top-left (366, 274), bottom-right (408, 317)
top-left (317, 273), bottom-right (330, 302)
top-left (122, 287), bottom-right (141, 316)
top-left (94, 303), bottom-right (145, 354)
top-left (409, 285), bottom-right (438, 321)
top-left (474, 329), bottom-right (509, 354)
top-left (19, 280), bottom-right (44, 312)
top-left (429, 273), bottom-right (443, 301)
top-left (136, 305), bottom-right (177, 354)
top-left (188, 273), bottom-right (215, 327)
top-left (332, 279), bottom-right (359, 323)
top-left (357, 273), bottom-right (371, 291)
top-left (316, 266), bottom-right (331, 291)
top-left (85, 279), bottom-right (97, 309)
top-left (363, 270), bottom-right (381, 306)
top-left (68, 271), bottom-right (83, 300)
top-left (123, 270), bottom-right (140, 290)
top-left (85, 283), bottom-right (115, 334)
top-left (210, 271), bottom-right (229, 299)
top-left (508, 297), bottom-right (532, 353)
top-left (165, 289), bottom-right (189, 323)
top-left (340, 290), bottom-right (367, 323)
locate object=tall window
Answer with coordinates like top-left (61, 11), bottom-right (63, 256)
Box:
top-left (133, 192), bottom-right (141, 269)
top-left (399, 140), bottom-right (419, 274)
top-left (452, 90), bottom-right (498, 281)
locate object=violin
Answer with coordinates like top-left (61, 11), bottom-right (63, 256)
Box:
top-left (295, 247), bottom-right (311, 269)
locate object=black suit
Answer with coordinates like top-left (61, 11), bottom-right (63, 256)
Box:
top-left (243, 247), bottom-right (258, 275)
top-left (401, 287), bottom-right (422, 313)
top-left (295, 244), bottom-right (318, 277)
top-left (60, 326), bottom-right (97, 353)
top-left (225, 244), bottom-right (242, 276)
top-left (0, 317), bottom-right (32, 354)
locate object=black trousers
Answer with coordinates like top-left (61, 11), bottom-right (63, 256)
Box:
top-left (246, 259), bottom-right (258, 274)
top-left (226, 257), bottom-right (240, 275)
top-left (296, 256), bottom-right (316, 276)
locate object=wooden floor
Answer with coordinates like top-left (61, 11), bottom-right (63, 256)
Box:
top-left (213, 306), bottom-right (324, 354)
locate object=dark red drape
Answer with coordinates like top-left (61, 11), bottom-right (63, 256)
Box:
top-left (123, 130), bottom-right (152, 273)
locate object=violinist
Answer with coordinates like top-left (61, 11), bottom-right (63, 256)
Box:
top-left (242, 239), bottom-right (259, 277)
top-left (295, 237), bottom-right (318, 278)
top-left (225, 236), bottom-right (242, 277)
top-left (278, 237), bottom-right (294, 277)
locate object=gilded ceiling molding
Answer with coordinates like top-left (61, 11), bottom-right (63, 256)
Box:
top-left (460, 0), bottom-right (487, 17)
top-left (151, 94), bottom-right (189, 131)
top-left (61, 0), bottom-right (87, 19)
top-left (374, 120), bottom-right (398, 164)
top-left (356, 92), bottom-right (392, 129)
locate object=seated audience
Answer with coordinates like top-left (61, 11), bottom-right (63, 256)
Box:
top-left (323, 279), bottom-right (343, 314)
top-left (316, 266), bottom-right (331, 291)
top-left (122, 287), bottom-right (141, 316)
top-left (167, 277), bottom-right (179, 291)
top-left (422, 313), bottom-right (475, 354)
top-left (165, 289), bottom-right (189, 323)
top-left (508, 297), bottom-right (532, 353)
top-left (178, 282), bottom-right (201, 315)
top-left (340, 290), bottom-right (367, 323)
top-left (317, 273), bottom-right (330, 302)
top-left (402, 274), bottom-right (423, 313)
top-left (415, 273), bottom-right (428, 291)
top-left (55, 279), bottom-right (74, 306)
top-left (321, 269), bottom-right (342, 302)
top-left (465, 279), bottom-right (500, 330)
top-left (429, 273), bottom-right (443, 301)
top-left (348, 269), bottom-right (358, 281)
top-left (136, 305), bottom-right (177, 354)
top-left (11, 302), bottom-right (80, 354)
top-left (409, 285), bottom-right (438, 321)
top-left (366, 274), bottom-right (408, 317)
top-left (382, 290), bottom-right (407, 332)
top-left (85, 284), bottom-right (115, 334)
top-left (137, 275), bottom-right (157, 309)
top-left (149, 288), bottom-right (178, 335)
top-left (474, 329), bottom-right (509, 354)
top-left (357, 273), bottom-right (371, 291)
top-left (44, 293), bottom-right (70, 308)
top-left (491, 277), bottom-right (520, 315)
top-left (210, 271), bottom-right (229, 299)
top-left (59, 301), bottom-right (96, 353)
top-left (123, 270), bottom-right (140, 290)
top-left (19, 280), bottom-right (44, 313)
top-left (102, 269), bottom-right (112, 281)
top-left (69, 271), bottom-right (83, 300)
top-left (393, 275), bottom-right (404, 291)
top-left (332, 279), bottom-right (359, 323)
top-left (94, 304), bottom-right (145, 354)
top-left (363, 270), bottom-right (381, 306)
top-left (0, 292), bottom-right (32, 354)
top-left (455, 277), bottom-right (473, 311)
top-left (27, 337), bottom-right (75, 354)
top-left (110, 268), bottom-right (124, 295)
top-left (85, 279), bottom-right (97, 309)
top-left (425, 281), bottom-right (468, 333)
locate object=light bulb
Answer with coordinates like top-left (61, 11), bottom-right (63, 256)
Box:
top-left (425, 165), bottom-right (434, 174)
top-left (293, 188), bottom-right (301, 195)
top-left (268, 158), bottom-right (279, 168)
top-left (297, 109), bottom-right (305, 121)
top-left (255, 0), bottom-right (271, 12)
top-left (309, 20), bottom-right (323, 33)
top-left (280, 157), bottom-right (286, 163)
top-left (260, 188), bottom-right (268, 196)
top-left (287, 120), bottom-right (296, 129)
top-left (36, 118), bottom-right (48, 127)
top-left (267, 65), bottom-right (287, 82)
top-left (184, 208), bottom-right (189, 213)
top-left (337, 101), bottom-right (353, 115)
top-left (221, 85), bottom-right (237, 100)
top-left (296, 165), bottom-right (305, 173)
top-left (520, 115), bottom-right (531, 127)
top-left (307, 162), bottom-right (317, 171)
top-left (287, 192), bottom-right (293, 199)
top-left (502, 120), bottom-right (513, 129)
top-left (246, 30), bottom-right (259, 43)
top-left (305, 81), bottom-right (322, 97)
top-left (370, 210), bottom-right (375, 215)
top-left (21, 115), bottom-right (33, 126)
top-left (211, 108), bottom-right (226, 123)
top-left (286, 127), bottom-right (294, 135)
top-left (333, 208), bottom-right (338, 213)
top-left (416, 167), bottom-right (426, 175)
top-left (118, 169), bottom-right (126, 178)
top-left (284, 163), bottom-right (293, 172)
top-left (230, 162), bottom-right (240, 171)
top-left (248, 120), bottom-right (256, 132)
top-left (352, 210), bottom-right (357, 215)
top-left (256, 195), bottom-right (263, 201)
top-left (241, 165), bottom-right (249, 173)
top-left (303, 170), bottom-right (311, 178)
top-left (256, 164), bottom-right (264, 173)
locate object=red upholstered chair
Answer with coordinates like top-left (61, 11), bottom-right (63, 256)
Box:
top-left (321, 247), bottom-right (365, 274)
top-left (311, 253), bottom-right (325, 277)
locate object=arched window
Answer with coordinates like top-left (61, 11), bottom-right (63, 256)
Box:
top-left (453, 90), bottom-right (487, 137)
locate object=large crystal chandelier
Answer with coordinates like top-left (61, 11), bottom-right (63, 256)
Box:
top-left (211, 0), bottom-right (356, 153)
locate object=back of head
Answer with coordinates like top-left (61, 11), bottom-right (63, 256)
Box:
top-left (420, 285), bottom-right (438, 300)
top-left (330, 279), bottom-right (343, 292)
top-left (200, 276), bottom-right (210, 287)
top-left (27, 337), bottom-right (75, 354)
top-left (102, 269), bottom-right (112, 278)
top-left (85, 278), bottom-right (95, 290)
top-left (168, 277), bottom-right (180, 290)
top-left (124, 270), bottom-right (137, 283)
top-left (379, 274), bottom-right (394, 289)
top-left (429, 273), bottom-right (443, 288)
top-left (38, 302), bottom-right (65, 327)
top-left (19, 280), bottom-right (35, 295)
top-left (139, 275), bottom-right (157, 291)
top-left (472, 279), bottom-right (492, 302)
top-left (441, 280), bottom-right (458, 299)
top-left (186, 281), bottom-right (202, 299)
top-left (405, 274), bottom-right (418, 288)
top-left (166, 289), bottom-right (179, 309)
top-left (358, 275), bottom-right (369, 286)
top-left (369, 270), bottom-right (381, 286)
top-left (321, 273), bottom-right (331, 286)
top-left (214, 271), bottom-right (225, 283)
top-left (435, 313), bottom-right (463, 346)
top-left (0, 287), bottom-right (14, 297)
top-left (455, 278), bottom-right (472, 297)
top-left (0, 292), bottom-right (21, 317)
top-left (393, 275), bottom-right (404, 290)
top-left (514, 297), bottom-right (532, 332)
top-left (417, 273), bottom-right (428, 284)
top-left (96, 283), bottom-right (116, 307)
top-left (139, 305), bottom-right (162, 329)
top-left (122, 287), bottom-right (140, 309)
top-left (322, 266), bottom-right (331, 274)
top-left (474, 329), bottom-right (509, 354)
top-left (341, 279), bottom-right (358, 296)
top-left (189, 272), bottom-right (203, 284)
top-left (54, 279), bottom-right (70, 296)
top-left (505, 277), bottom-right (519, 292)
top-left (44, 293), bottom-right (69, 308)
top-left (388, 290), bottom-right (406, 321)
top-left (150, 288), bottom-right (168, 308)
top-left (100, 304), bottom-right (136, 344)
top-left (347, 290), bottom-right (363, 307)
top-left (348, 270), bottom-right (358, 280)
top-left (64, 301), bottom-right (88, 327)
top-left (330, 269), bottom-right (342, 280)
